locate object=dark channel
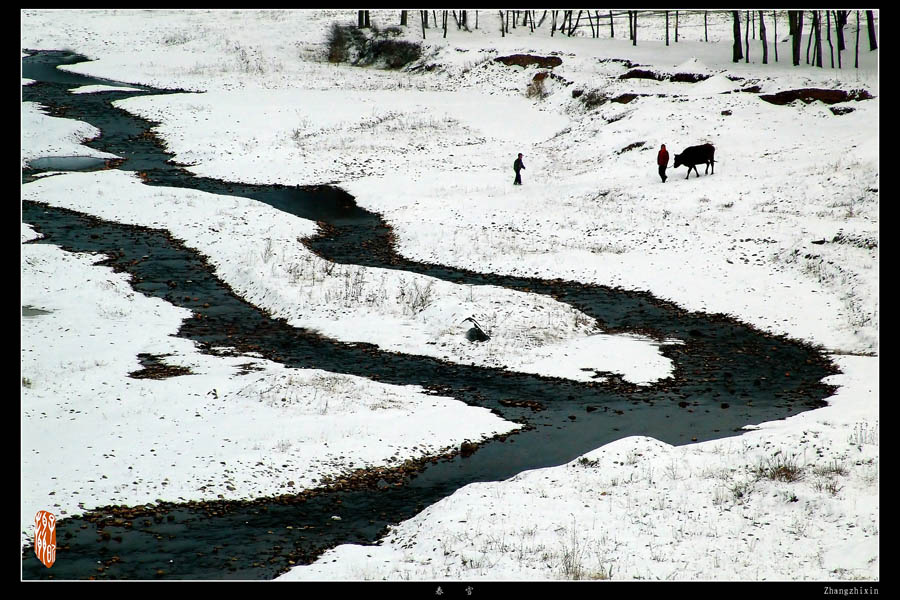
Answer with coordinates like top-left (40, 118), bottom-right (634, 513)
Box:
top-left (21, 50), bottom-right (838, 580)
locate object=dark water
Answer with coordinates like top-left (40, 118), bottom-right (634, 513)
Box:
top-left (21, 50), bottom-right (838, 580)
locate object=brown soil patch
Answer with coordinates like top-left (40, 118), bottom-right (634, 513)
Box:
top-left (759, 88), bottom-right (874, 105)
top-left (494, 54), bottom-right (562, 69)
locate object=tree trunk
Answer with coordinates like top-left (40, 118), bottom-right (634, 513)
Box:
top-left (814, 11), bottom-right (823, 67)
top-left (400, 10), bottom-right (407, 26)
top-left (570, 10), bottom-right (582, 36)
top-left (550, 10), bottom-right (556, 37)
top-left (759, 11), bottom-right (768, 64)
top-left (790, 10), bottom-right (803, 66)
top-left (732, 11), bottom-right (743, 62)
top-left (358, 10), bottom-right (364, 28)
top-left (745, 10), bottom-right (750, 62)
top-left (773, 10), bottom-right (778, 62)
top-left (835, 10), bottom-right (848, 51)
top-left (866, 10), bottom-right (877, 50)
top-left (364, 11), bottom-right (370, 28)
top-left (628, 10), bottom-right (633, 41)
top-left (499, 10), bottom-right (505, 37)
top-left (538, 10), bottom-right (547, 28)
top-left (676, 10), bottom-right (679, 42)
top-left (806, 10), bottom-right (815, 64)
top-left (665, 11), bottom-right (669, 46)
top-left (610, 10), bottom-right (614, 38)
top-left (420, 10), bottom-right (426, 39)
top-left (827, 10), bottom-right (834, 68)
top-left (855, 10), bottom-right (860, 68)
top-left (442, 10), bottom-right (448, 38)
top-left (632, 11), bottom-right (637, 46)
top-left (834, 12), bottom-right (842, 68)
top-left (704, 11), bottom-right (708, 42)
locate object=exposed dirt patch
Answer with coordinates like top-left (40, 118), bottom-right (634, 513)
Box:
top-left (127, 353), bottom-right (193, 379)
top-left (759, 88), bottom-right (874, 105)
top-left (617, 141), bottom-right (646, 154)
top-left (612, 93), bottom-right (642, 104)
top-left (619, 68), bottom-right (665, 81)
top-left (619, 69), bottom-right (711, 83)
top-left (670, 72), bottom-right (712, 83)
top-left (598, 57), bottom-right (640, 69)
top-left (494, 54), bottom-right (562, 69)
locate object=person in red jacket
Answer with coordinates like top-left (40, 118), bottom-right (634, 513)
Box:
top-left (657, 144), bottom-right (669, 183)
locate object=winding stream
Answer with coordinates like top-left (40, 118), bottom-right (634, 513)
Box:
top-left (21, 50), bottom-right (838, 579)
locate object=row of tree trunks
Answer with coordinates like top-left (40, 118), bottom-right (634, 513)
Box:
top-left (400, 9), bottom-right (874, 60)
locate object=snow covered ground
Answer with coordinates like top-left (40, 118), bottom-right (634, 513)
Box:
top-left (21, 9), bottom-right (878, 581)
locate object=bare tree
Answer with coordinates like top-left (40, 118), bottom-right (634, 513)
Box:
top-left (610, 10), bottom-right (614, 38)
top-left (855, 10), bottom-right (860, 68)
top-left (773, 10), bottom-right (778, 62)
top-left (827, 10), bottom-right (834, 68)
top-left (420, 10), bottom-right (427, 39)
top-left (866, 10), bottom-right (877, 50)
top-left (400, 10), bottom-right (407, 27)
top-left (806, 11), bottom-right (815, 64)
top-left (814, 11), bottom-right (823, 67)
top-left (675, 10), bottom-right (679, 42)
top-left (789, 10), bottom-right (804, 66)
top-left (834, 10), bottom-right (848, 51)
top-left (833, 11), bottom-right (843, 68)
top-left (704, 10), bottom-right (708, 42)
top-left (759, 11), bottom-right (768, 65)
top-left (665, 11), bottom-right (669, 46)
top-left (499, 10), bottom-right (505, 37)
top-left (732, 11), bottom-right (743, 62)
top-left (745, 10), bottom-right (750, 62)
top-left (632, 10), bottom-right (637, 46)
top-left (570, 9), bottom-right (583, 36)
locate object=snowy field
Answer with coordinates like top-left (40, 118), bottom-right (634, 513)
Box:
top-left (21, 9), bottom-right (878, 581)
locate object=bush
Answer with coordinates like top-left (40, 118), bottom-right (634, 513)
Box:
top-left (325, 22), bottom-right (421, 69)
top-left (325, 23), bottom-right (348, 63)
top-left (365, 39), bottom-right (422, 69)
top-left (580, 90), bottom-right (608, 109)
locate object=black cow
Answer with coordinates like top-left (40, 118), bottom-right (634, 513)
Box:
top-left (673, 144), bottom-right (715, 179)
